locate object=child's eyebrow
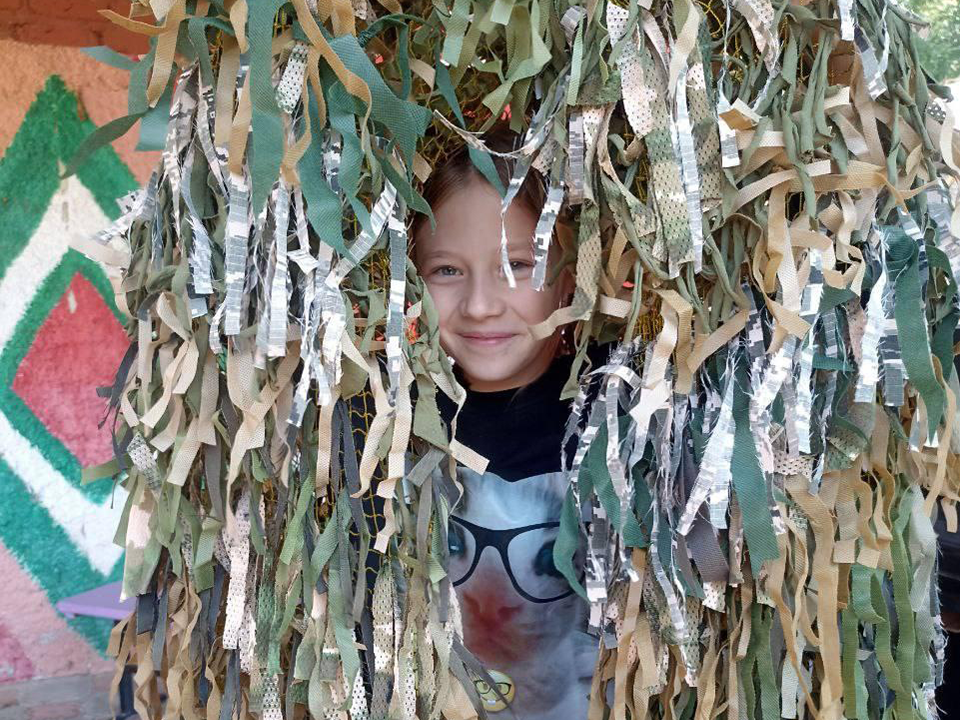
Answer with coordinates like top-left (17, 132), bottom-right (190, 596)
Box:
top-left (416, 244), bottom-right (531, 263)
top-left (506, 243), bottom-right (535, 255)
top-left (416, 249), bottom-right (459, 263)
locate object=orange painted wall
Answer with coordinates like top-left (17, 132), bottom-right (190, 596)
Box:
top-left (0, 38), bottom-right (156, 184)
top-left (0, 1), bottom-right (146, 54)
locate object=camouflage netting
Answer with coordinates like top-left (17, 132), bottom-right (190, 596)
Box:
top-left (70, 0), bottom-right (960, 718)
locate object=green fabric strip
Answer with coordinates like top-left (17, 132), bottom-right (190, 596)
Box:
top-left (247, 0), bottom-right (286, 215)
top-left (732, 356), bottom-right (779, 575)
top-left (886, 227), bottom-right (946, 438)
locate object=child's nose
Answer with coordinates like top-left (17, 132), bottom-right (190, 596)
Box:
top-left (461, 275), bottom-right (505, 319)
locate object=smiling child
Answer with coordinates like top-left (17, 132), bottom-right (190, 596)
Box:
top-left (412, 133), bottom-right (599, 720)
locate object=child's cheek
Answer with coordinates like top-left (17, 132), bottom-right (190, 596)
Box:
top-left (515, 286), bottom-right (561, 324)
top-left (425, 282), bottom-right (457, 328)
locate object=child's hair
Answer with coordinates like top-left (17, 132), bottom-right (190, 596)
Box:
top-left (411, 127), bottom-right (574, 269)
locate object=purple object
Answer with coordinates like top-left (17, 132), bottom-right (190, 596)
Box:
top-left (55, 581), bottom-right (135, 621)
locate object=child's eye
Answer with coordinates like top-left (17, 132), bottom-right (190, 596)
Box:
top-left (508, 260), bottom-right (533, 273)
top-left (432, 265), bottom-right (461, 277)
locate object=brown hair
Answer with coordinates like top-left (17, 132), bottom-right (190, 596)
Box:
top-left (411, 128), bottom-right (574, 275)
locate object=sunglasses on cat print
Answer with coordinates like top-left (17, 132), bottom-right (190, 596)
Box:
top-left (447, 516), bottom-right (587, 604)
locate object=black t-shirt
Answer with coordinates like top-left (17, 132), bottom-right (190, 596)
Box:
top-left (434, 351), bottom-right (602, 719)
top-left (437, 351), bottom-right (580, 481)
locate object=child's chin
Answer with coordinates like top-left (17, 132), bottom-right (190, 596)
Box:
top-left (462, 359), bottom-right (518, 384)
top-left (464, 358), bottom-right (512, 383)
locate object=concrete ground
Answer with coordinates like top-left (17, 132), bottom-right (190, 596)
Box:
top-left (0, 670), bottom-right (117, 720)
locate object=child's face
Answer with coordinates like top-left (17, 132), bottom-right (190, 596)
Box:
top-left (415, 177), bottom-right (572, 392)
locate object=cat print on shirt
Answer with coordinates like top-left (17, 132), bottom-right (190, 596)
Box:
top-left (448, 467), bottom-right (596, 720)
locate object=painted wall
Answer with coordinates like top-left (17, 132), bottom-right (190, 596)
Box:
top-left (0, 38), bottom-right (156, 685)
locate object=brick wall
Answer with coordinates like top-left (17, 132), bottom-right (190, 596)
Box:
top-left (0, 1), bottom-right (146, 53)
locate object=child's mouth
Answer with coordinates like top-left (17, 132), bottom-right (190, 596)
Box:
top-left (460, 333), bottom-right (516, 347)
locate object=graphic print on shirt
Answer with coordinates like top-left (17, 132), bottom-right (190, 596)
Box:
top-left (448, 467), bottom-right (596, 720)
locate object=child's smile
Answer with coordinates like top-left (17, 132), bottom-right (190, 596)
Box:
top-left (459, 332), bottom-right (518, 347)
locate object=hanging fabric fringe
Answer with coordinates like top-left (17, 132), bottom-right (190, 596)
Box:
top-left (72, 0), bottom-right (960, 718)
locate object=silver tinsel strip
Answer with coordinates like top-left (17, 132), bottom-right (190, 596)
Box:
top-left (879, 240), bottom-right (905, 406)
top-left (196, 82), bottom-right (226, 195)
top-left (254, 203), bottom-right (274, 365)
top-left (496, 82), bottom-right (566, 289)
top-left (801, 249), bottom-right (825, 319)
top-left (208, 302), bottom-right (226, 355)
top-left (743, 289), bottom-right (766, 366)
top-left (180, 146), bottom-right (214, 296)
top-left (224, 172), bottom-right (252, 336)
top-left (930, 195), bottom-right (960, 287)
top-left (560, 362), bottom-right (600, 629)
top-left (747, 295), bottom-right (795, 530)
top-left (810, 371), bottom-right (837, 492)
top-left (150, 188), bottom-right (165, 270)
top-left (899, 206), bottom-right (928, 282)
top-left (162, 66), bottom-right (199, 244)
top-left (820, 309), bottom-right (839, 360)
top-left (909, 405), bottom-right (934, 451)
top-left (796, 330), bottom-right (817, 455)
top-left (752, 337), bottom-right (797, 416)
top-left (386, 201), bottom-right (408, 406)
top-left (288, 190), bottom-right (316, 329)
top-left (531, 169), bottom-right (565, 291)
top-left (670, 382), bottom-right (691, 499)
top-left (855, 25), bottom-right (888, 100)
top-left (91, 171), bottom-right (158, 247)
top-left (795, 248), bottom-right (825, 454)
top-left (781, 375), bottom-right (800, 455)
top-left (320, 182), bottom-right (397, 390)
top-left (678, 351), bottom-right (736, 534)
top-left (751, 335), bottom-right (798, 468)
top-left (288, 191), bottom-right (323, 428)
top-left (561, 6), bottom-right (586, 43)
top-left (601, 345), bottom-right (637, 545)
top-left (649, 516), bottom-right (695, 674)
top-left (267, 182), bottom-right (292, 357)
top-left (839, 0), bottom-right (856, 40)
top-left (567, 399), bottom-right (608, 624)
top-left (855, 266), bottom-right (886, 402)
top-left (301, 138), bottom-right (340, 405)
top-left (718, 112), bottom-right (740, 168)
top-left (568, 111), bottom-right (585, 207)
top-left (585, 495), bottom-right (610, 632)
top-left (324, 132), bottom-right (342, 193)
top-left (672, 65), bottom-right (704, 272)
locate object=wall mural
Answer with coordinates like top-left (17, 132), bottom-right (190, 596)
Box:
top-left (0, 76), bottom-right (136, 678)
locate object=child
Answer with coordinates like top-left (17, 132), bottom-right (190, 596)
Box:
top-left (412, 135), bottom-right (598, 720)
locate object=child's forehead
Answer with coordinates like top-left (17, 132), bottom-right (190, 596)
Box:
top-left (414, 179), bottom-right (538, 255)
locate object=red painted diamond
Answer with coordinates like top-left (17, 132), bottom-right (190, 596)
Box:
top-left (12, 273), bottom-right (128, 467)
